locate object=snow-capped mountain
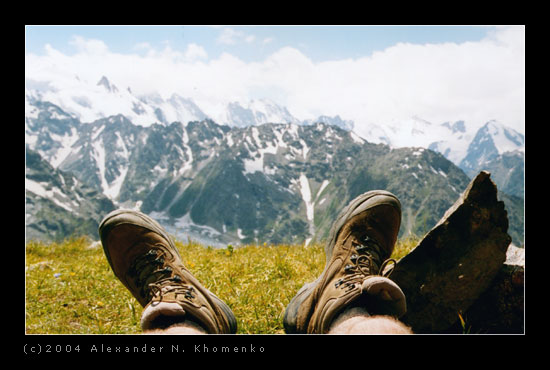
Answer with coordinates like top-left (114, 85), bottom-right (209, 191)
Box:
top-left (460, 120), bottom-right (524, 173)
top-left (359, 117), bottom-right (475, 165)
top-left (24, 99), bottom-right (525, 247)
top-left (25, 99), bottom-right (81, 167)
top-left (357, 117), bottom-right (524, 198)
top-left (25, 75), bottom-right (524, 245)
top-left (303, 115), bottom-right (354, 131)
top-left (60, 115), bottom-right (146, 200)
top-left (358, 117), bottom-right (524, 167)
top-left (26, 75), bottom-right (161, 127)
top-left (25, 75), bottom-right (356, 131)
top-left (25, 147), bottom-right (115, 242)
top-left (218, 99), bottom-right (301, 127)
top-left (138, 92), bottom-right (209, 125)
top-left (458, 120), bottom-right (524, 197)
top-left (25, 75), bottom-right (524, 194)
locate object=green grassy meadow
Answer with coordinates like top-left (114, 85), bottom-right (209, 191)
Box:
top-left (25, 236), bottom-right (418, 334)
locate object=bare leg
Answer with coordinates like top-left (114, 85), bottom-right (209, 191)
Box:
top-left (144, 321), bottom-right (207, 334)
top-left (140, 305), bottom-right (208, 334)
top-left (329, 307), bottom-right (412, 334)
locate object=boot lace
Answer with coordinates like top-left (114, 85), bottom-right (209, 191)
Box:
top-left (334, 235), bottom-right (396, 292)
top-left (148, 277), bottom-right (196, 306)
top-left (127, 247), bottom-right (195, 304)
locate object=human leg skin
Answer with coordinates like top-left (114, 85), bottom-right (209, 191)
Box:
top-left (143, 321), bottom-right (207, 334)
top-left (328, 307), bottom-right (412, 334)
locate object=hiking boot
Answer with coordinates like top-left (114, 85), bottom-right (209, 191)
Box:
top-left (283, 190), bottom-right (406, 334)
top-left (99, 209), bottom-right (237, 334)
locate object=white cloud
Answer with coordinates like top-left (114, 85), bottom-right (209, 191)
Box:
top-left (25, 27), bottom-right (525, 134)
top-left (183, 43), bottom-right (208, 61)
top-left (133, 42), bottom-right (152, 51)
top-left (217, 27), bottom-right (256, 45)
top-left (217, 28), bottom-right (242, 45)
top-left (69, 35), bottom-right (109, 55)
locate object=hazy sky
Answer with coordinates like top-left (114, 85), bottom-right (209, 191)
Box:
top-left (25, 25), bottom-right (525, 134)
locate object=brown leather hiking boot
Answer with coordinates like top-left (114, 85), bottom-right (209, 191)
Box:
top-left (99, 209), bottom-right (237, 334)
top-left (283, 190), bottom-right (406, 334)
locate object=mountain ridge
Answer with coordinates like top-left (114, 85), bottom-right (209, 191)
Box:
top-left (25, 147), bottom-right (116, 242)
top-left (25, 77), bottom-right (524, 245)
top-left (25, 75), bottom-right (524, 171)
top-left (25, 101), bottom-right (524, 246)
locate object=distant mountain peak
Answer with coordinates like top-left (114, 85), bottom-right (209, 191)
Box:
top-left (223, 99), bottom-right (300, 128)
top-left (458, 120), bottom-right (525, 191)
top-left (441, 120), bottom-right (466, 134)
top-left (304, 115), bottom-right (354, 131)
top-left (97, 76), bottom-right (118, 93)
top-left (478, 120), bottom-right (524, 154)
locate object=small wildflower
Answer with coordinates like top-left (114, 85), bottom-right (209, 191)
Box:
top-left (96, 301), bottom-right (104, 308)
top-left (54, 273), bottom-right (61, 278)
top-left (226, 244), bottom-right (234, 256)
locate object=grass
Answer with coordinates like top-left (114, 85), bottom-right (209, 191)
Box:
top-left (25, 235), bottom-right (419, 334)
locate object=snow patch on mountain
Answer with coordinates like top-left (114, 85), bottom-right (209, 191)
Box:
top-left (293, 173), bottom-right (315, 246)
top-left (316, 180), bottom-right (330, 200)
top-left (350, 131), bottom-right (366, 144)
top-left (298, 174), bottom-right (314, 223)
top-left (484, 120), bottom-right (525, 154)
top-left (243, 127), bottom-right (280, 175)
top-left (49, 128), bottom-right (80, 168)
top-left (26, 178), bottom-right (76, 213)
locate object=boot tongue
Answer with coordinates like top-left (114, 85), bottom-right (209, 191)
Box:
top-left (352, 234), bottom-right (386, 273)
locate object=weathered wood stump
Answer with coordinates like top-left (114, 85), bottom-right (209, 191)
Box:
top-left (390, 171), bottom-right (519, 333)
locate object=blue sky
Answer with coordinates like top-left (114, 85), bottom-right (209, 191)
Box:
top-left (25, 25), bottom-right (495, 62)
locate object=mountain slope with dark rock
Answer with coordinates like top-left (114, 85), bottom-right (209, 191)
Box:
top-left (25, 147), bottom-right (116, 242)
top-left (25, 98), bottom-right (524, 247)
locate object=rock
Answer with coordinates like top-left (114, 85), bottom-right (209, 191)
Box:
top-left (454, 266), bottom-right (524, 333)
top-left (390, 171), bottom-right (512, 333)
top-left (447, 245), bottom-right (524, 333)
top-left (505, 244), bottom-right (525, 266)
